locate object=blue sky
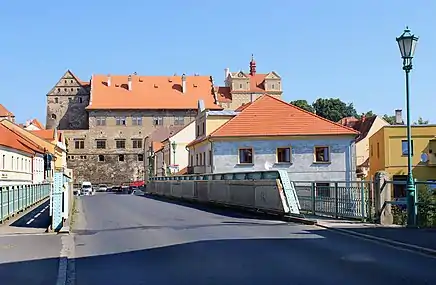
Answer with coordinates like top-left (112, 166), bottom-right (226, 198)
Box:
top-left (0, 1), bottom-right (434, 124)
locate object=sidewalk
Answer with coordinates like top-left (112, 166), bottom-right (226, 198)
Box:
top-left (295, 215), bottom-right (436, 255)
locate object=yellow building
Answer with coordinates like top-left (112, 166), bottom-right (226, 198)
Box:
top-left (369, 125), bottom-right (436, 182)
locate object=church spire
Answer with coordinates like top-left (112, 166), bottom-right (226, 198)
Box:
top-left (249, 54), bottom-right (256, 76)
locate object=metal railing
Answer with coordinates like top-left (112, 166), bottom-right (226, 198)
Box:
top-left (293, 181), bottom-right (373, 221)
top-left (150, 170), bottom-right (281, 181)
top-left (0, 183), bottom-right (51, 223)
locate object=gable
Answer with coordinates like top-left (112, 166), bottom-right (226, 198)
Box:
top-left (264, 71), bottom-right (281, 80)
top-left (234, 71), bottom-right (249, 79)
top-left (47, 70), bottom-right (87, 95)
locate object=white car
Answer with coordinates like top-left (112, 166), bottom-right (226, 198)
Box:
top-left (98, 184), bottom-right (108, 192)
top-left (81, 182), bottom-right (93, 196)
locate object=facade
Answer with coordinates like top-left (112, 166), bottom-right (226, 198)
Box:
top-left (0, 119), bottom-right (63, 176)
top-left (0, 124), bottom-right (45, 186)
top-left (45, 58), bottom-right (282, 184)
top-left (0, 104), bottom-right (15, 123)
top-left (369, 124), bottom-right (436, 183)
top-left (215, 56), bottom-right (283, 110)
top-left (158, 120), bottom-right (197, 175)
top-left (30, 129), bottom-right (67, 169)
top-left (187, 95), bottom-right (359, 182)
top-left (338, 115), bottom-right (389, 178)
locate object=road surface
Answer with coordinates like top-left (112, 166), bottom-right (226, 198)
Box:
top-left (69, 193), bottom-right (436, 285)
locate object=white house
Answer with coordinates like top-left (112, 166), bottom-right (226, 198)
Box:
top-left (160, 120), bottom-right (196, 174)
top-left (0, 124), bottom-right (45, 186)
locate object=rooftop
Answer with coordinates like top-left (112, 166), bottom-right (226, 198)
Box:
top-left (0, 104), bottom-right (14, 118)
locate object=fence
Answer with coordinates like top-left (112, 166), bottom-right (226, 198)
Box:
top-left (293, 180), bottom-right (373, 221)
top-left (0, 183), bottom-right (51, 223)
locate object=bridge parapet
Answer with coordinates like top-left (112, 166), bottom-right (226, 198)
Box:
top-left (148, 170), bottom-right (300, 215)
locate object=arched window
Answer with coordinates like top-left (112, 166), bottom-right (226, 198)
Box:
top-left (51, 114), bottom-right (57, 119)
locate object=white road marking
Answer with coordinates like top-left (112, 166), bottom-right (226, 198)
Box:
top-left (34, 213), bottom-right (41, 218)
top-left (26, 218), bottom-right (35, 225)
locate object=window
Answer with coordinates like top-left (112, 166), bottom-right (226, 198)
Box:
top-left (51, 114), bottom-right (57, 119)
top-left (315, 183), bottom-right (330, 197)
top-left (98, 155), bottom-right (105, 162)
top-left (54, 97), bottom-right (58, 103)
top-left (314, 146), bottom-right (330, 163)
top-left (377, 142), bottom-right (380, 158)
top-left (79, 97), bottom-right (83, 103)
top-left (1, 155), bottom-right (5, 169)
top-left (118, 154), bottom-right (125, 162)
top-left (174, 116), bottom-right (184, 125)
top-left (401, 140), bottom-right (414, 156)
top-left (138, 154), bottom-right (144, 161)
top-left (196, 154), bottom-right (199, 165)
top-left (116, 140), bottom-right (126, 149)
top-left (277, 147), bottom-right (291, 163)
top-left (272, 84), bottom-right (275, 89)
top-left (68, 97), bottom-right (72, 102)
top-left (239, 83), bottom-right (243, 88)
top-left (11, 156), bottom-right (13, 170)
top-left (190, 155), bottom-right (194, 166)
top-left (96, 140), bottom-right (106, 149)
top-left (132, 116), bottom-right (143, 126)
top-left (153, 116), bottom-right (163, 126)
top-left (203, 152), bottom-right (206, 165)
top-left (199, 153), bottom-right (203, 165)
top-left (202, 122), bottom-right (205, 134)
top-left (16, 157), bottom-right (19, 170)
top-left (197, 125), bottom-right (200, 136)
top-left (209, 150), bottom-right (212, 166)
top-left (132, 139), bottom-right (142, 149)
top-left (116, 116), bottom-right (126, 126)
top-left (96, 117), bottom-right (106, 126)
top-left (239, 148), bottom-right (253, 164)
top-left (75, 140), bottom-right (85, 149)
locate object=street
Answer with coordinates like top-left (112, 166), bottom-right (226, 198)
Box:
top-left (69, 193), bottom-right (436, 285)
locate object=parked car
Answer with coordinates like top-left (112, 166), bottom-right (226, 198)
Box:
top-left (81, 182), bottom-right (93, 196)
top-left (98, 184), bottom-right (108, 192)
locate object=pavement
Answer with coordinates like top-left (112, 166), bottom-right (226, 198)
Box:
top-left (68, 193), bottom-right (436, 285)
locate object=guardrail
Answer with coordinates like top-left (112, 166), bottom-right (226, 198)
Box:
top-left (292, 181), bottom-right (373, 221)
top-left (0, 183), bottom-right (51, 223)
top-left (149, 170), bottom-right (301, 215)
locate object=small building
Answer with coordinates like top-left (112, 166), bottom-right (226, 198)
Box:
top-left (369, 124), bottom-right (436, 186)
top-left (338, 115), bottom-right (389, 179)
top-left (187, 95), bottom-right (359, 182)
top-left (0, 124), bottom-right (45, 185)
top-left (23, 119), bottom-right (45, 131)
top-left (0, 104), bottom-right (15, 123)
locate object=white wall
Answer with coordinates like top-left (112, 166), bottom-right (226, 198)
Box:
top-left (189, 142), bottom-right (213, 174)
top-left (169, 121), bottom-right (196, 173)
top-left (24, 124), bottom-right (41, 131)
top-left (0, 146), bottom-right (34, 186)
top-left (33, 154), bottom-right (45, 183)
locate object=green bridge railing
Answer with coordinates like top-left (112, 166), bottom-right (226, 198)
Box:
top-left (0, 183), bottom-right (51, 223)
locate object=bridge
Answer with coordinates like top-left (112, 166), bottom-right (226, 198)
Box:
top-left (0, 170), bottom-right (436, 284)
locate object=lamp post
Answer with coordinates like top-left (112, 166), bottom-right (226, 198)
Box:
top-left (396, 27), bottom-right (418, 227)
top-left (171, 141), bottom-right (176, 174)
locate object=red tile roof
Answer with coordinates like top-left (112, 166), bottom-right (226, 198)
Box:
top-left (30, 119), bottom-right (44, 129)
top-left (30, 129), bottom-right (62, 143)
top-left (152, 141), bottom-right (164, 152)
top-left (214, 86), bottom-right (232, 103)
top-left (210, 95), bottom-right (359, 138)
top-left (87, 74), bottom-right (223, 110)
top-left (235, 102), bottom-right (252, 112)
top-left (0, 104), bottom-right (14, 117)
top-left (0, 124), bottom-right (44, 155)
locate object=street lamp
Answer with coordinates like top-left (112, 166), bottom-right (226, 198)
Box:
top-left (396, 27), bottom-right (419, 227)
top-left (171, 141), bottom-right (177, 173)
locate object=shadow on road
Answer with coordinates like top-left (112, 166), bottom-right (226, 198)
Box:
top-left (2, 231), bottom-right (436, 285)
top-left (141, 194), bottom-right (283, 221)
top-left (8, 200), bottom-right (50, 229)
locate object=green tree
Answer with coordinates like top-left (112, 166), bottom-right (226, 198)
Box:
top-left (312, 98), bottom-right (358, 122)
top-left (289, 100), bottom-right (314, 113)
top-left (382, 114), bottom-right (396, 125)
top-left (414, 117), bottom-right (429, 125)
top-left (356, 110), bottom-right (375, 119)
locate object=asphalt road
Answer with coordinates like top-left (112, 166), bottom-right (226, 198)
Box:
top-left (72, 193), bottom-right (436, 285)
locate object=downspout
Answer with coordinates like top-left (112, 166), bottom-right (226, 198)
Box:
top-left (207, 137), bottom-right (213, 173)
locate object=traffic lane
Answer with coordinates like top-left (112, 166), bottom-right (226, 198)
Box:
top-left (0, 234), bottom-right (61, 285)
top-left (8, 200), bottom-right (50, 229)
top-left (73, 194), bottom-right (436, 285)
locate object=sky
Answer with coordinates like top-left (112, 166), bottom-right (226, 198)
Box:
top-left (0, 0), bottom-right (435, 124)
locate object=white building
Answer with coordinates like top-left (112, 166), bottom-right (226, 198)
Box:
top-left (0, 124), bottom-right (45, 186)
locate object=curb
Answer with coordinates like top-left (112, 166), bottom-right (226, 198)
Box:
top-left (284, 215), bottom-right (317, 225)
top-left (316, 222), bottom-right (436, 257)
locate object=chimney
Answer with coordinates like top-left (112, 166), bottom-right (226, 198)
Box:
top-left (395, 109), bottom-right (403, 124)
top-left (224, 68), bottom-right (230, 80)
top-left (361, 113), bottom-right (366, 122)
top-left (127, 75), bottom-right (132, 91)
top-left (107, 74), bottom-right (111, 87)
top-left (181, 73), bottom-right (186, 93)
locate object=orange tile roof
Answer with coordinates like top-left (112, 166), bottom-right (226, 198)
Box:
top-left (30, 129), bottom-right (62, 142)
top-left (87, 74), bottom-right (223, 110)
top-left (210, 95), bottom-right (360, 138)
top-left (214, 86), bottom-right (232, 103)
top-left (0, 124), bottom-right (44, 155)
top-left (30, 119), bottom-right (44, 129)
top-left (235, 102), bottom-right (252, 112)
top-left (152, 141), bottom-right (164, 152)
top-left (0, 104), bottom-right (14, 117)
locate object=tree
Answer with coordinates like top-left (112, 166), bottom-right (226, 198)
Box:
top-left (289, 100), bottom-right (314, 113)
top-left (414, 117), bottom-right (429, 125)
top-left (356, 110), bottom-right (375, 119)
top-left (312, 98), bottom-right (358, 122)
top-left (382, 114), bottom-right (396, 125)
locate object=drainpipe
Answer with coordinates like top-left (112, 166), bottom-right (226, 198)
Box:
top-left (207, 137), bottom-right (213, 173)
